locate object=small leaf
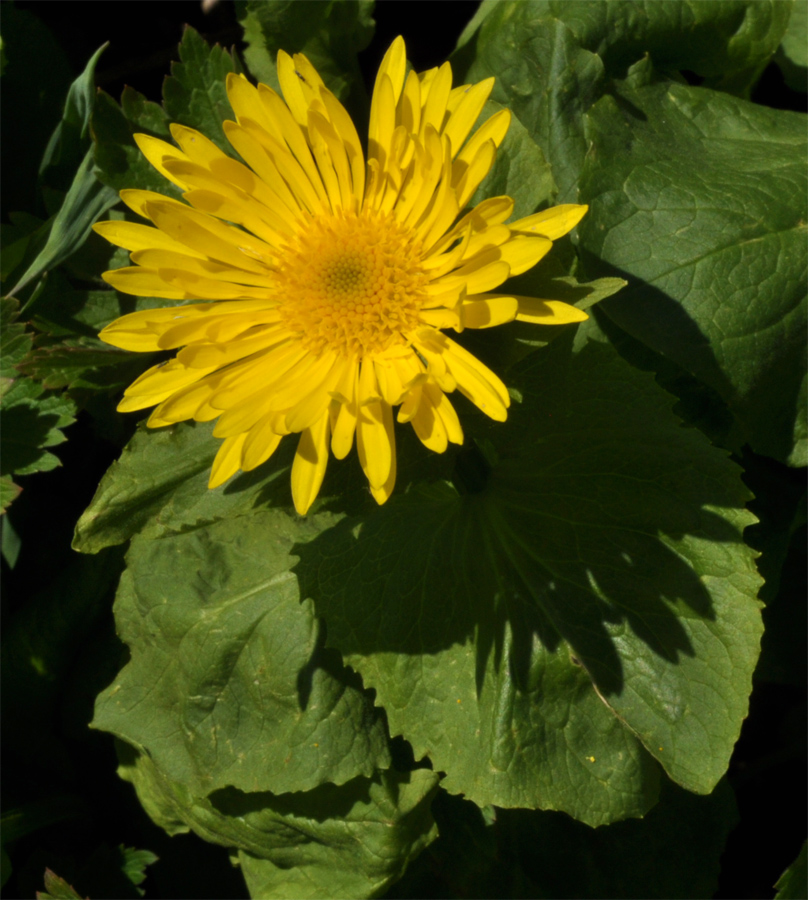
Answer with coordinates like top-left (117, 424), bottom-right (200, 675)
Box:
top-left (162, 26), bottom-right (237, 154)
top-left (0, 477), bottom-right (22, 515)
top-left (119, 846), bottom-right (158, 894)
top-left (37, 869), bottom-right (87, 900)
top-left (775, 841), bottom-right (808, 900)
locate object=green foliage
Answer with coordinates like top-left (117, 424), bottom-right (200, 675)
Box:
top-left (3, 2), bottom-right (806, 899)
top-left (8, 45), bottom-right (118, 301)
top-left (94, 509), bottom-right (391, 794)
top-left (0, 299), bottom-right (76, 511)
top-left (776, 841), bottom-right (808, 900)
top-left (37, 869), bottom-right (86, 900)
top-left (578, 77), bottom-right (807, 467)
top-left (235, 0), bottom-right (374, 113)
top-left (119, 747), bottom-right (438, 899)
top-left (162, 26), bottom-right (238, 154)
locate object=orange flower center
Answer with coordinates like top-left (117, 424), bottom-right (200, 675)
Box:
top-left (275, 209), bottom-right (429, 357)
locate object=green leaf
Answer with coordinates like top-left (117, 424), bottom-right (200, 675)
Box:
top-left (162, 26), bottom-right (237, 154)
top-left (578, 80), bottom-right (807, 466)
top-left (235, 0), bottom-right (374, 115)
top-left (39, 43), bottom-right (108, 200)
top-left (93, 509), bottom-right (391, 796)
top-left (9, 148), bottom-right (118, 303)
top-left (7, 43), bottom-right (118, 299)
top-left (776, 841), bottom-right (808, 900)
top-left (18, 337), bottom-right (149, 394)
top-left (0, 299), bottom-right (76, 482)
top-left (119, 744), bottom-right (438, 900)
top-left (73, 420), bottom-right (285, 553)
top-left (0, 478), bottom-right (22, 515)
top-left (119, 847), bottom-right (158, 895)
top-left (457, 7), bottom-right (606, 204)
top-left (776, 0), bottom-right (808, 93)
top-left (1, 296), bottom-right (33, 374)
top-left (484, 0), bottom-right (790, 95)
top-left (499, 777), bottom-right (738, 899)
top-left (37, 870), bottom-right (86, 900)
top-left (298, 322), bottom-right (763, 817)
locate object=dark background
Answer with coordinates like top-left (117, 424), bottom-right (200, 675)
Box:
top-left (2, 2), bottom-right (805, 899)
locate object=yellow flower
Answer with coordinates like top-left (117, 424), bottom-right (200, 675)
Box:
top-left (95, 37), bottom-right (588, 515)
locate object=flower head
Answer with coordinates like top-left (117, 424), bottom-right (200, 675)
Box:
top-left (95, 37), bottom-right (588, 514)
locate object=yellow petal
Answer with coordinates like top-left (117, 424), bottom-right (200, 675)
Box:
top-left (101, 267), bottom-right (187, 301)
top-left (242, 414), bottom-right (284, 472)
top-left (461, 295), bottom-right (518, 329)
top-left (498, 235), bottom-right (553, 276)
top-left (169, 123), bottom-right (226, 167)
top-left (442, 78), bottom-right (495, 157)
top-left (411, 389), bottom-right (448, 453)
top-left (134, 134), bottom-right (190, 189)
top-left (514, 297), bottom-right (589, 324)
top-left (357, 395), bottom-right (394, 490)
top-left (330, 361), bottom-right (359, 459)
top-left (92, 220), bottom-right (206, 257)
top-left (319, 89), bottom-right (365, 203)
top-left (399, 70), bottom-right (421, 134)
top-left (369, 417), bottom-right (396, 506)
top-left (368, 72), bottom-right (397, 171)
top-left (509, 204), bottom-right (589, 240)
top-left (455, 108), bottom-right (510, 167)
top-left (375, 36), bottom-right (407, 107)
top-left (419, 307), bottom-right (462, 329)
top-left (284, 354), bottom-right (346, 433)
top-left (157, 268), bottom-right (274, 301)
top-left (454, 139), bottom-right (497, 210)
top-left (145, 199), bottom-right (275, 271)
top-left (435, 251), bottom-right (510, 294)
top-left (209, 432), bottom-right (248, 488)
top-left (226, 72), bottom-right (279, 138)
top-left (222, 120), bottom-right (305, 220)
top-left (258, 84), bottom-right (329, 208)
top-left (118, 359), bottom-right (217, 411)
top-left (179, 329), bottom-right (282, 375)
top-left (397, 381), bottom-right (423, 423)
top-left (425, 382), bottom-right (463, 445)
top-left (276, 49), bottom-right (311, 130)
top-left (149, 375), bottom-right (225, 426)
top-left (131, 248), bottom-right (277, 288)
top-left (291, 412), bottom-right (331, 514)
top-left (420, 61), bottom-right (453, 139)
